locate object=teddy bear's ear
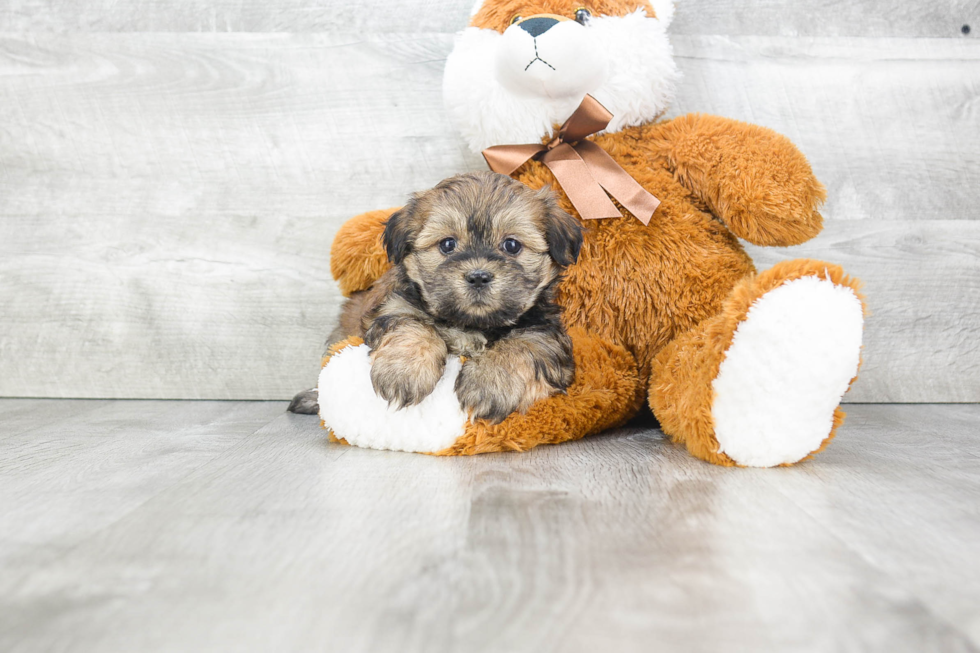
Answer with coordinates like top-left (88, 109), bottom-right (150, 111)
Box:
top-left (539, 189), bottom-right (584, 267)
top-left (381, 198), bottom-right (422, 265)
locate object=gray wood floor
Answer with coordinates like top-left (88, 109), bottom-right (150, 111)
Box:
top-left (1, 400), bottom-right (978, 652)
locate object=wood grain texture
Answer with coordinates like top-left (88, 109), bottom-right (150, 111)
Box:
top-left (669, 0), bottom-right (980, 38)
top-left (0, 400), bottom-right (283, 591)
top-left (0, 399), bottom-right (113, 441)
top-left (0, 401), bottom-right (978, 651)
top-left (2, 0), bottom-right (978, 37)
top-left (1, 33), bottom-right (977, 400)
top-left (768, 403), bottom-right (980, 648)
top-left (0, 0), bottom-right (475, 33)
top-left (0, 33), bottom-right (469, 218)
top-left (670, 36), bottom-right (980, 222)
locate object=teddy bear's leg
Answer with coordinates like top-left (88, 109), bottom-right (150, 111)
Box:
top-left (649, 260), bottom-right (866, 467)
top-left (330, 207), bottom-right (397, 296)
top-left (435, 327), bottom-right (643, 455)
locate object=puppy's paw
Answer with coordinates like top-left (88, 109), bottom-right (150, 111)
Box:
top-left (287, 388), bottom-right (319, 414)
top-left (454, 358), bottom-right (528, 424)
top-left (370, 343), bottom-right (445, 409)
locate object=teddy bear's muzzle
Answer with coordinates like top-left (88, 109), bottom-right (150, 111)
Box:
top-left (494, 16), bottom-right (607, 100)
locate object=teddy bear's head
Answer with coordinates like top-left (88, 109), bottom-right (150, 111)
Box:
top-left (444, 0), bottom-right (680, 152)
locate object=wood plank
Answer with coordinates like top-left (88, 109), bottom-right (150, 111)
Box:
top-left (0, 400), bottom-right (282, 582)
top-left (767, 403), bottom-right (980, 647)
top-left (0, 0), bottom-right (474, 33)
top-left (1, 0), bottom-right (977, 38)
top-left (1, 404), bottom-right (978, 651)
top-left (670, 0), bottom-right (980, 38)
top-left (0, 399), bottom-right (114, 441)
top-left (0, 33), bottom-right (469, 219)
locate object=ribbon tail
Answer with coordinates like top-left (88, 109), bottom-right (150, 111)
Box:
top-left (559, 94), bottom-right (614, 143)
top-left (541, 144), bottom-right (621, 220)
top-left (482, 144), bottom-right (545, 176)
top-left (576, 140), bottom-right (661, 226)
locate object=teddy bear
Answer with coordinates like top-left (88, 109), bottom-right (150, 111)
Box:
top-left (313, 0), bottom-right (866, 467)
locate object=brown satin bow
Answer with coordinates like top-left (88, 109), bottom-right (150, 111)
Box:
top-left (482, 94), bottom-right (660, 224)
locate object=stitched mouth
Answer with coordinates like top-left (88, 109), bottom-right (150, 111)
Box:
top-left (524, 39), bottom-right (556, 72)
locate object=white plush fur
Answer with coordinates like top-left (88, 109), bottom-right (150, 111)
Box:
top-left (443, 8), bottom-right (680, 153)
top-left (318, 345), bottom-right (469, 454)
top-left (711, 276), bottom-right (864, 468)
top-left (647, 0), bottom-right (675, 28)
top-left (495, 19), bottom-right (608, 100)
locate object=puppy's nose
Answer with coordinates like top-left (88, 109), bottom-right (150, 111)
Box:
top-left (518, 16), bottom-right (559, 38)
top-left (464, 270), bottom-right (493, 288)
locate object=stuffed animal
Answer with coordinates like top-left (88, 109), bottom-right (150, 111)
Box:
top-left (316, 0), bottom-right (866, 466)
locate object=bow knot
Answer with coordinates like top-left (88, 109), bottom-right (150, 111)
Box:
top-left (482, 95), bottom-right (660, 225)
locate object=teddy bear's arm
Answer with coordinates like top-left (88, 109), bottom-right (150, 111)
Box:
top-left (330, 208), bottom-right (397, 297)
top-left (648, 114), bottom-right (827, 246)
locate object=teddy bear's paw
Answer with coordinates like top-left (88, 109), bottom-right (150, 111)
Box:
top-left (711, 275), bottom-right (864, 467)
top-left (318, 344), bottom-right (468, 453)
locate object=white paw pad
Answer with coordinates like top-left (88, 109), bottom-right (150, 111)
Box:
top-left (711, 276), bottom-right (864, 467)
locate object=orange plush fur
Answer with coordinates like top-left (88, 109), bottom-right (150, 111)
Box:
top-left (323, 0), bottom-right (866, 465)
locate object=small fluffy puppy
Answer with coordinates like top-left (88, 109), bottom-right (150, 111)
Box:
top-left (289, 171), bottom-right (583, 423)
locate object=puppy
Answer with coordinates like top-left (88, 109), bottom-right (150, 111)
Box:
top-left (289, 171), bottom-right (583, 423)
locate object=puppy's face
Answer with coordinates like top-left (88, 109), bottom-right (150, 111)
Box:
top-left (383, 172), bottom-right (582, 330)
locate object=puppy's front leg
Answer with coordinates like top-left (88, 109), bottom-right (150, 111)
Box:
top-left (455, 328), bottom-right (574, 423)
top-left (366, 316), bottom-right (448, 409)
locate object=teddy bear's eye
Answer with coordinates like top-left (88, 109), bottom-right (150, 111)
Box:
top-left (574, 7), bottom-right (592, 24)
top-left (510, 14), bottom-right (522, 25)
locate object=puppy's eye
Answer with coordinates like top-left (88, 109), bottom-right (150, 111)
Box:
top-left (502, 238), bottom-right (522, 255)
top-left (510, 15), bottom-right (522, 25)
top-left (438, 237), bottom-right (457, 254)
top-left (574, 7), bottom-right (592, 24)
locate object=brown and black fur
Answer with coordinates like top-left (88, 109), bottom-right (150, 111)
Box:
top-left (289, 171), bottom-right (583, 423)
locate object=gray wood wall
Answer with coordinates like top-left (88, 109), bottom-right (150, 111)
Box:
top-left (1, 1), bottom-right (977, 402)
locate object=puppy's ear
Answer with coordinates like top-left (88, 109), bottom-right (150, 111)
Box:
top-left (381, 197), bottom-right (422, 265)
top-left (539, 189), bottom-right (583, 267)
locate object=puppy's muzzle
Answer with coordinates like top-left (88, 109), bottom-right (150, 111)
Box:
top-left (464, 269), bottom-right (494, 289)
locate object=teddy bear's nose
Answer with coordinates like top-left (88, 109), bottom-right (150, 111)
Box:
top-left (518, 16), bottom-right (558, 38)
